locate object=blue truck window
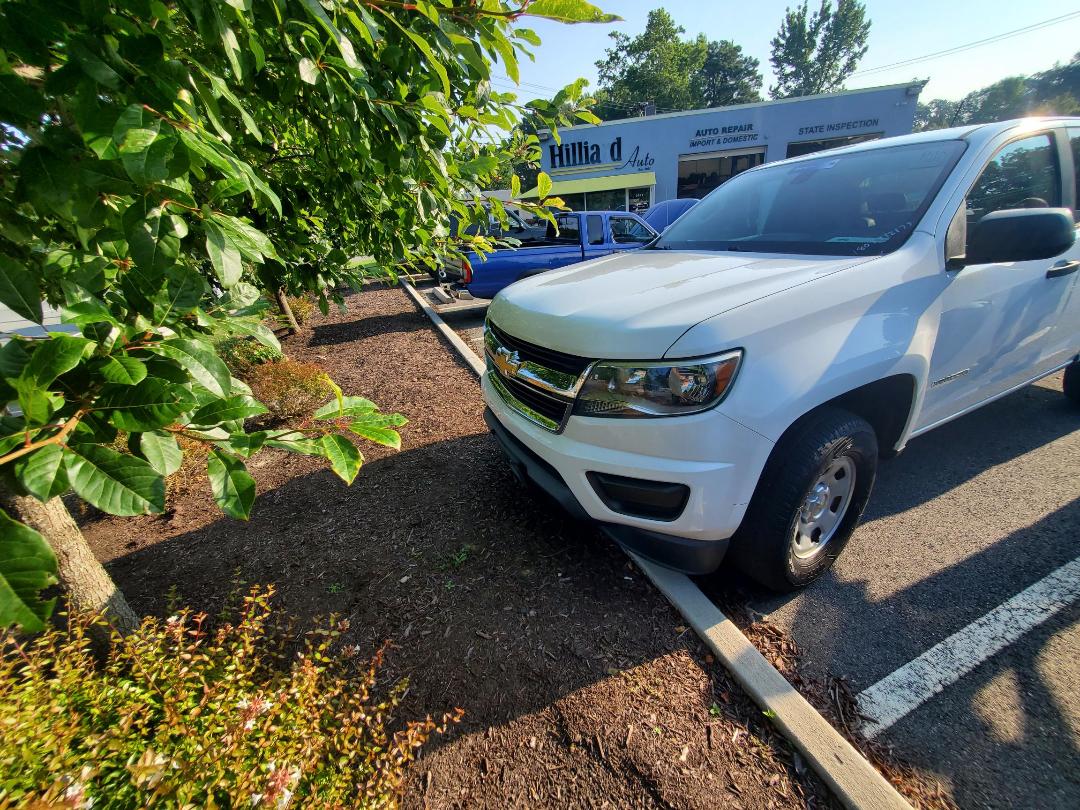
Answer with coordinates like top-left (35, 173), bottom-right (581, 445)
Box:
top-left (611, 217), bottom-right (653, 244)
top-left (551, 215), bottom-right (580, 244)
top-left (587, 215), bottom-right (604, 245)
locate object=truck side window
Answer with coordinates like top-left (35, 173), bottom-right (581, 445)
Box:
top-left (966, 133), bottom-right (1061, 250)
top-left (1069, 127), bottom-right (1080, 221)
top-left (551, 215), bottom-right (580, 244)
top-left (587, 215), bottom-right (605, 245)
top-left (611, 217), bottom-right (653, 244)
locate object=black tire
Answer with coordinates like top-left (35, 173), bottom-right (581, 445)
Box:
top-left (1064, 361), bottom-right (1080, 406)
top-left (728, 407), bottom-right (878, 592)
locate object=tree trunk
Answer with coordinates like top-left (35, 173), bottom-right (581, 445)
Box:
top-left (276, 287), bottom-right (299, 333)
top-left (0, 488), bottom-right (139, 635)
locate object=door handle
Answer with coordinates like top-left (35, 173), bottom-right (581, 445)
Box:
top-left (1047, 259), bottom-right (1080, 279)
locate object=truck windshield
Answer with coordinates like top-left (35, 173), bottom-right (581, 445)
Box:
top-left (653, 140), bottom-right (966, 256)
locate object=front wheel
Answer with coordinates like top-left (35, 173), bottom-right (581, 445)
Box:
top-left (1064, 361), bottom-right (1080, 406)
top-left (729, 407), bottom-right (878, 592)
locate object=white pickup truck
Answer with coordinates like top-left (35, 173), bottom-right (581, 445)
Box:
top-left (481, 119), bottom-right (1080, 591)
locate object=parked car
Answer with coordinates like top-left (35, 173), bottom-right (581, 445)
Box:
top-left (480, 118), bottom-right (1080, 591)
top-left (447, 210), bottom-right (657, 299)
top-left (642, 198), bottom-right (698, 233)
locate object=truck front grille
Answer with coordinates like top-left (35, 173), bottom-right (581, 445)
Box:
top-left (486, 321), bottom-right (591, 377)
top-left (488, 369), bottom-right (571, 431)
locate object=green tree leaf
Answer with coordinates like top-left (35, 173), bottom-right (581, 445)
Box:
top-left (138, 430), bottom-right (182, 476)
top-left (536, 171), bottom-right (552, 199)
top-left (127, 213), bottom-right (182, 271)
top-left (189, 395), bottom-right (267, 427)
top-left (299, 0), bottom-right (359, 68)
top-left (154, 339), bottom-right (232, 397)
top-left (12, 444), bottom-right (70, 502)
top-left (313, 396), bottom-right (377, 419)
top-left (100, 378), bottom-right (196, 431)
top-left (0, 508), bottom-right (57, 632)
top-left (207, 449), bottom-right (255, 520)
top-left (347, 412), bottom-right (406, 450)
top-left (0, 256), bottom-right (42, 323)
top-left (225, 431), bottom-right (266, 458)
top-left (204, 220), bottom-right (243, 288)
top-left (299, 57), bottom-right (320, 85)
top-left (95, 355), bottom-right (148, 385)
top-left (319, 434), bottom-right (363, 484)
top-left (19, 334), bottom-right (92, 388)
top-left (524, 0), bottom-right (621, 24)
top-left (65, 443), bottom-right (165, 516)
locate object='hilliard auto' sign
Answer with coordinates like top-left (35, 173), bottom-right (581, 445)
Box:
top-left (548, 136), bottom-right (655, 173)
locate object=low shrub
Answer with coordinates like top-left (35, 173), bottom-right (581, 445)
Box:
top-left (216, 337), bottom-right (284, 376)
top-left (0, 587), bottom-right (460, 808)
top-left (284, 295), bottom-right (316, 326)
top-left (246, 359), bottom-right (334, 421)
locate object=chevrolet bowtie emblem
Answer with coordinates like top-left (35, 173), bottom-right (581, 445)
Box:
top-left (494, 346), bottom-right (523, 377)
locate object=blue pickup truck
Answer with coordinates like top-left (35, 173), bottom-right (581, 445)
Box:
top-left (447, 210), bottom-right (657, 299)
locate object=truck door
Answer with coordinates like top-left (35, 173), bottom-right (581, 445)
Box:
top-left (582, 214), bottom-right (609, 261)
top-left (919, 129), bottom-right (1078, 429)
top-left (609, 215), bottom-right (657, 252)
top-left (1053, 127), bottom-right (1080, 350)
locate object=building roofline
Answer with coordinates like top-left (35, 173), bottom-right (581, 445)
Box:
top-left (556, 80), bottom-right (928, 133)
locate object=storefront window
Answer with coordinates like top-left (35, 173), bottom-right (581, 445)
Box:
top-left (677, 148), bottom-right (765, 199)
top-left (785, 133), bottom-right (882, 159)
top-left (585, 188), bottom-right (626, 211)
top-left (559, 192), bottom-right (585, 211)
top-left (628, 186), bottom-right (651, 213)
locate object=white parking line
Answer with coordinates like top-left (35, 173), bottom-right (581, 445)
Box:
top-left (858, 555), bottom-right (1080, 738)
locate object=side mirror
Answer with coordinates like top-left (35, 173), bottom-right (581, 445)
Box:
top-left (965, 208), bottom-right (1076, 265)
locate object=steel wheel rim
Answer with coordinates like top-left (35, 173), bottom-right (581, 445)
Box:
top-left (791, 455), bottom-right (856, 560)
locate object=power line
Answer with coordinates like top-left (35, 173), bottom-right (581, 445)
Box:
top-left (851, 11), bottom-right (1080, 77)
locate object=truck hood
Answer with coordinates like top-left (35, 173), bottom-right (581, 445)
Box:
top-left (486, 249), bottom-right (873, 359)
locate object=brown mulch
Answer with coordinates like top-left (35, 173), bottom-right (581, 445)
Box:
top-left (82, 283), bottom-right (836, 808)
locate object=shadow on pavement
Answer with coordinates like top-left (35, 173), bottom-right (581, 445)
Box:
top-left (698, 379), bottom-right (1080, 808)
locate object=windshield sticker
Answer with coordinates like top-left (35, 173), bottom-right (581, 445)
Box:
top-left (853, 221), bottom-right (913, 253)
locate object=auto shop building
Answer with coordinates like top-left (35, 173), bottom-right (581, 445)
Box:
top-left (529, 81), bottom-right (925, 213)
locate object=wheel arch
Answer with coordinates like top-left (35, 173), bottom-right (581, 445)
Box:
top-left (798, 374), bottom-right (919, 458)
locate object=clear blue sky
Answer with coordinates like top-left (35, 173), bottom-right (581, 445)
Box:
top-left (498, 0), bottom-right (1080, 106)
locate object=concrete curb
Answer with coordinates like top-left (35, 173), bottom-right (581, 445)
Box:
top-left (399, 279), bottom-right (485, 376)
top-left (628, 554), bottom-right (911, 810)
top-left (401, 280), bottom-right (911, 810)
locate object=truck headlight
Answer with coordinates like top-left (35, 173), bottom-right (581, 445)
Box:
top-left (573, 350), bottom-right (742, 418)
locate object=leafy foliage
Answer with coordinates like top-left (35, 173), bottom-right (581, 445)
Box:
top-left (769, 0), bottom-right (871, 99)
top-left (0, 0), bottom-right (615, 630)
top-left (916, 54), bottom-right (1080, 130)
top-left (0, 587), bottom-right (462, 807)
top-left (594, 8), bottom-right (762, 119)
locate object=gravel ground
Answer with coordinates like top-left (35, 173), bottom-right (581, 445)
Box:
top-left (83, 284), bottom-right (837, 809)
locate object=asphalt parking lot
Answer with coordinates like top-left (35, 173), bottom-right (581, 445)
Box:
top-left (438, 299), bottom-right (1080, 809)
top-left (737, 371), bottom-right (1080, 809)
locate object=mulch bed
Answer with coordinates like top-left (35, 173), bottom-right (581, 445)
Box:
top-left (83, 283), bottom-right (837, 808)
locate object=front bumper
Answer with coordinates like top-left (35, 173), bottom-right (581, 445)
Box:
top-left (482, 369), bottom-right (776, 574)
top-left (484, 409), bottom-right (729, 574)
